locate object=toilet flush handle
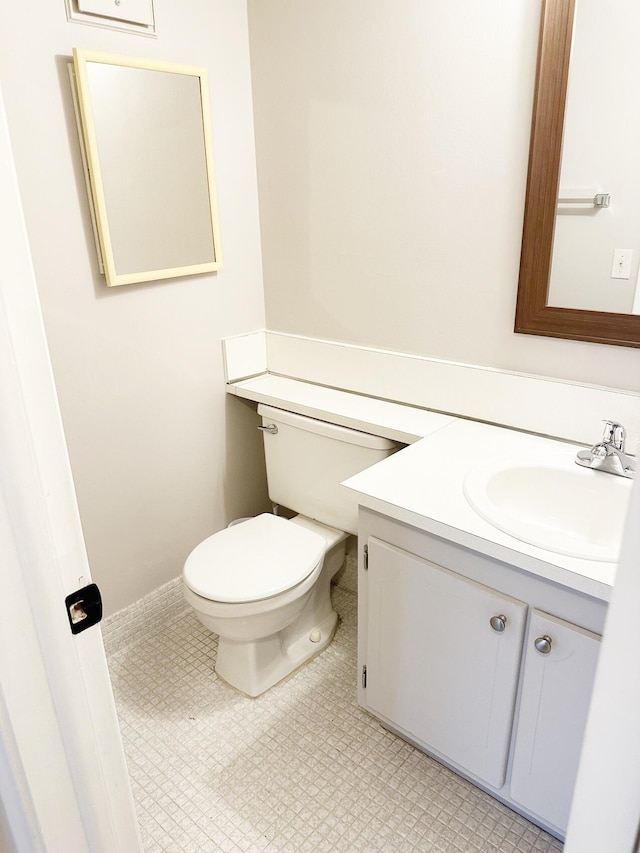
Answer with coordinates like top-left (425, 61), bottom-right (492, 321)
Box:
top-left (258, 423), bottom-right (278, 435)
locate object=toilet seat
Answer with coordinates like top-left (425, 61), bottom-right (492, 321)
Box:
top-left (183, 513), bottom-right (327, 604)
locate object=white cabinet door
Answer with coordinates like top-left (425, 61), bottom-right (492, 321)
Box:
top-left (510, 609), bottom-right (601, 834)
top-left (365, 538), bottom-right (527, 788)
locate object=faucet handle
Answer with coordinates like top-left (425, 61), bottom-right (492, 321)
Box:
top-left (602, 420), bottom-right (626, 451)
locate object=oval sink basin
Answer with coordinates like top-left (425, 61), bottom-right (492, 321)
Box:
top-left (464, 453), bottom-right (632, 562)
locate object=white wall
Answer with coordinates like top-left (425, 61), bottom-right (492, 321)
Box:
top-left (3, 1), bottom-right (638, 618)
top-left (0, 0), bottom-right (269, 615)
top-left (248, 0), bottom-right (640, 392)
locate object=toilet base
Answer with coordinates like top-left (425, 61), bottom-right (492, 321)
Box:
top-left (212, 526), bottom-right (347, 697)
top-left (215, 607), bottom-right (339, 698)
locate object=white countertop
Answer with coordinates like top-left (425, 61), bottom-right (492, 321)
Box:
top-left (228, 374), bottom-right (615, 602)
top-left (343, 419), bottom-right (615, 602)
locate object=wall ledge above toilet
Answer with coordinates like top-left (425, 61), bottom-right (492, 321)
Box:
top-left (223, 330), bottom-right (640, 453)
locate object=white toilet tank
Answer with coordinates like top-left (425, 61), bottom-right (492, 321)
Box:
top-left (258, 404), bottom-right (398, 535)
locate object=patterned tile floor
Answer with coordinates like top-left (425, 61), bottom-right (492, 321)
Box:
top-left (103, 571), bottom-right (564, 853)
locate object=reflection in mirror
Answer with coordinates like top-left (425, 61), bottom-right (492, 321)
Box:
top-left (548, 0), bottom-right (640, 314)
top-left (515, 0), bottom-right (640, 348)
top-left (73, 49), bottom-right (222, 287)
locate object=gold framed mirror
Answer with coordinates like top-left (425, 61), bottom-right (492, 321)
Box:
top-left (73, 49), bottom-right (222, 287)
top-left (515, 0), bottom-right (640, 348)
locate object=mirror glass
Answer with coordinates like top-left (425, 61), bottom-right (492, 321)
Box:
top-left (515, 0), bottom-right (640, 347)
top-left (547, 0), bottom-right (640, 314)
top-left (73, 49), bottom-right (222, 287)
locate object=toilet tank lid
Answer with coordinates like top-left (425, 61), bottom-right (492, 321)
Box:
top-left (183, 514), bottom-right (327, 603)
top-left (258, 404), bottom-right (397, 451)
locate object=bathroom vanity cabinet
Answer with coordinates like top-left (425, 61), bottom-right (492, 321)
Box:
top-left (357, 509), bottom-right (605, 840)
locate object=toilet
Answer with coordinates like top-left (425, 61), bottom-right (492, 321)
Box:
top-left (182, 404), bottom-right (397, 697)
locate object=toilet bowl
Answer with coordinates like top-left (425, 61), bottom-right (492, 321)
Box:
top-left (183, 513), bottom-right (347, 696)
top-left (183, 404), bottom-right (398, 697)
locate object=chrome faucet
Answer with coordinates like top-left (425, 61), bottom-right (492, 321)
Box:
top-left (575, 421), bottom-right (635, 479)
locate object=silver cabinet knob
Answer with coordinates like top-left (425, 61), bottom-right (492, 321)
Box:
top-left (490, 614), bottom-right (507, 633)
top-left (534, 635), bottom-right (553, 654)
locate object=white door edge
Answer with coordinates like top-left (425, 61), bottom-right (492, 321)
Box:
top-left (0, 83), bottom-right (141, 852)
top-left (564, 471), bottom-right (640, 852)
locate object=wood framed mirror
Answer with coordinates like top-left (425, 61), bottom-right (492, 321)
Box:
top-left (515, 0), bottom-right (640, 348)
top-left (72, 49), bottom-right (222, 287)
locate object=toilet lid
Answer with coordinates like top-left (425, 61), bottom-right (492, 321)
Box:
top-left (183, 513), bottom-right (327, 603)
